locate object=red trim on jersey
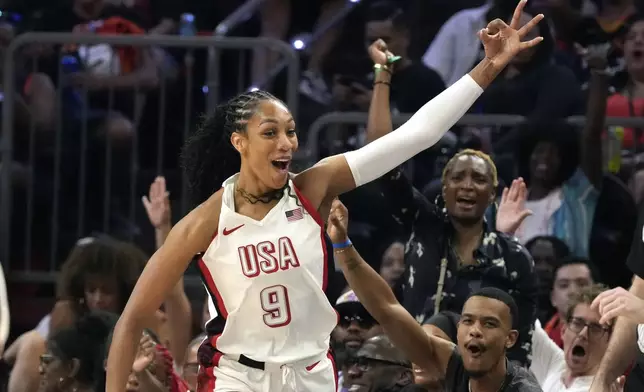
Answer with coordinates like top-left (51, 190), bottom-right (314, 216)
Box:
top-left (328, 351), bottom-right (338, 389)
top-left (292, 185), bottom-right (329, 291)
top-left (198, 231), bottom-right (228, 318)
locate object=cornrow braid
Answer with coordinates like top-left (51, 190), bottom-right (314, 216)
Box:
top-left (441, 148), bottom-right (498, 188)
top-left (180, 90), bottom-right (283, 207)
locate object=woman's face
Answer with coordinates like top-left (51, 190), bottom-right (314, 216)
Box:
top-left (443, 154), bottom-right (495, 225)
top-left (38, 345), bottom-right (73, 392)
top-left (529, 141), bottom-right (561, 187)
top-left (83, 275), bottom-right (120, 313)
top-left (231, 100), bottom-right (298, 191)
top-left (379, 242), bottom-right (405, 287)
top-left (625, 20), bottom-right (644, 77)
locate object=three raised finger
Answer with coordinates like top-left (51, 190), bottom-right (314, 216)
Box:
top-left (517, 13), bottom-right (545, 39)
top-left (509, 0), bottom-right (528, 30)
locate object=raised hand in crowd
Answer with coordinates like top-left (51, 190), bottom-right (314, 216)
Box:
top-left (472, 0), bottom-right (544, 87)
top-left (496, 177), bottom-right (532, 235)
top-left (142, 176), bottom-right (172, 248)
top-left (592, 286), bottom-right (644, 325)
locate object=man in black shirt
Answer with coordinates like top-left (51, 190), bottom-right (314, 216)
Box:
top-left (590, 202), bottom-right (644, 392)
top-left (328, 199), bottom-right (542, 391)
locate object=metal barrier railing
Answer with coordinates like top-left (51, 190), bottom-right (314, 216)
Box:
top-left (294, 112), bottom-right (644, 166)
top-left (0, 33), bottom-right (299, 275)
top-left (206, 0), bottom-right (269, 109)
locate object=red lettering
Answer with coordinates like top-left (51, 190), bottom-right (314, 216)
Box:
top-left (278, 237), bottom-right (300, 270)
top-left (257, 241), bottom-right (278, 274)
top-left (237, 237), bottom-right (300, 278)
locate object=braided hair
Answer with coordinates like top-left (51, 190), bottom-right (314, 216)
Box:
top-left (180, 90), bottom-right (283, 207)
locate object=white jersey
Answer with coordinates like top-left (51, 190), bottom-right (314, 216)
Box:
top-left (197, 174), bottom-right (338, 364)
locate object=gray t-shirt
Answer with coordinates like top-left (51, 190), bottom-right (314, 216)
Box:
top-left (444, 348), bottom-right (543, 392)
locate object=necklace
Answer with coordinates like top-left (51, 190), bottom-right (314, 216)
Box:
top-left (236, 185), bottom-right (285, 204)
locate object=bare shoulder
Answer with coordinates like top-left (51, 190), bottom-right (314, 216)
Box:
top-left (293, 157), bottom-right (336, 209)
top-left (171, 189), bottom-right (223, 252)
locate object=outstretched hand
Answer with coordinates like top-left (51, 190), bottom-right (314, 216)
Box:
top-left (496, 178), bottom-right (532, 235)
top-left (480, 0), bottom-right (544, 67)
top-left (326, 199), bottom-right (349, 244)
top-left (142, 176), bottom-right (171, 229)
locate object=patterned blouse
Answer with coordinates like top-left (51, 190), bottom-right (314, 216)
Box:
top-left (378, 167), bottom-right (538, 366)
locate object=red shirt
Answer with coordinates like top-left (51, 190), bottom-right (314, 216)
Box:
top-left (544, 314), bottom-right (564, 348)
top-left (605, 93), bottom-right (644, 149)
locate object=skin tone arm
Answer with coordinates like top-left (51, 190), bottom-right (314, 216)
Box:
top-left (142, 177), bottom-right (192, 366)
top-left (578, 46), bottom-right (610, 188)
top-left (327, 199), bottom-right (455, 374)
top-left (106, 194), bottom-right (221, 392)
top-left (294, 1), bottom-right (544, 208)
top-left (589, 276), bottom-right (644, 391)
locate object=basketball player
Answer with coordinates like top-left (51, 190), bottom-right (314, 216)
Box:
top-left (106, 2), bottom-right (543, 390)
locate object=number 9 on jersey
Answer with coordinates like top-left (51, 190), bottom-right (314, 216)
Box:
top-left (260, 285), bottom-right (292, 328)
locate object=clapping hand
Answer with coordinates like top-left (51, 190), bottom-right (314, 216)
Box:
top-left (132, 333), bottom-right (157, 374)
top-left (496, 178), bottom-right (532, 235)
top-left (591, 287), bottom-right (644, 325)
top-left (480, 0), bottom-right (544, 67)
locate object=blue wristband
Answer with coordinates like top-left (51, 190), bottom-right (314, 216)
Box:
top-left (332, 239), bottom-right (352, 249)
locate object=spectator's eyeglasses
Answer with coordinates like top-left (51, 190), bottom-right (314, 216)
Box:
top-left (39, 353), bottom-right (55, 366)
top-left (567, 317), bottom-right (611, 338)
top-left (338, 315), bottom-right (377, 329)
top-left (346, 356), bottom-right (411, 371)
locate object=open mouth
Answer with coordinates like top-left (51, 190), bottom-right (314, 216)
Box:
top-left (465, 342), bottom-right (485, 358)
top-left (571, 344), bottom-right (586, 358)
top-left (633, 49), bottom-right (644, 60)
top-left (456, 197), bottom-right (476, 208)
top-left (271, 159), bottom-right (291, 172)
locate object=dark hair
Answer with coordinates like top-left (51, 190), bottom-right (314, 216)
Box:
top-left (525, 235), bottom-right (571, 260)
top-left (468, 287), bottom-right (519, 329)
top-left (553, 256), bottom-right (597, 282)
top-left (56, 236), bottom-right (147, 313)
top-left (366, 1), bottom-right (409, 31)
top-left (180, 90), bottom-right (283, 207)
top-left (564, 283), bottom-right (608, 322)
top-left (48, 311), bottom-right (118, 386)
top-left (517, 120), bottom-right (579, 189)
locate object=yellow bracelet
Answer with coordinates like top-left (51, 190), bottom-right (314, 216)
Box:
top-left (374, 63), bottom-right (392, 74)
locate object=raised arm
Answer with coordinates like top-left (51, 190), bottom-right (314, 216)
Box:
top-left (142, 176), bottom-right (192, 366)
top-left (106, 194), bottom-right (221, 392)
top-left (327, 199), bottom-right (455, 375)
top-left (578, 47), bottom-right (609, 189)
top-left (296, 1), bottom-right (544, 206)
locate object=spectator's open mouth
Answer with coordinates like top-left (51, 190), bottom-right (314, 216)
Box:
top-left (571, 344), bottom-right (586, 358)
top-left (465, 342), bottom-right (485, 358)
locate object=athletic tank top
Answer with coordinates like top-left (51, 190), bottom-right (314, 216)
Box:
top-left (197, 174), bottom-right (337, 363)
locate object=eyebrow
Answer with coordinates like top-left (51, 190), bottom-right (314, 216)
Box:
top-left (461, 313), bottom-right (501, 323)
top-left (260, 117), bottom-right (294, 125)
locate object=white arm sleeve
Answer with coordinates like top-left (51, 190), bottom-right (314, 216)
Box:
top-left (343, 74), bottom-right (483, 187)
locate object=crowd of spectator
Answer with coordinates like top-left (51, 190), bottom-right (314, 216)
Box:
top-left (5, 0), bottom-right (644, 391)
